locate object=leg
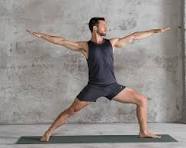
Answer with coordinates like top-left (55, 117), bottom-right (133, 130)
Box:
top-left (112, 87), bottom-right (161, 138)
top-left (40, 98), bottom-right (90, 141)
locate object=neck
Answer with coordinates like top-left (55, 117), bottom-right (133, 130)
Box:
top-left (90, 32), bottom-right (104, 44)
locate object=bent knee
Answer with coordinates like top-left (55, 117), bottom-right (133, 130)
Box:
top-left (128, 89), bottom-right (148, 106)
top-left (136, 95), bottom-right (148, 106)
top-left (65, 107), bottom-right (80, 115)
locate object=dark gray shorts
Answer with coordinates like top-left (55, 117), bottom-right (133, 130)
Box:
top-left (76, 82), bottom-right (126, 102)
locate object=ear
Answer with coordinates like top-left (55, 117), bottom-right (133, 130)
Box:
top-left (93, 26), bottom-right (97, 31)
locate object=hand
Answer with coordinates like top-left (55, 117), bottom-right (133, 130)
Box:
top-left (160, 27), bottom-right (171, 32)
top-left (26, 29), bottom-right (42, 38)
top-left (153, 27), bottom-right (171, 33)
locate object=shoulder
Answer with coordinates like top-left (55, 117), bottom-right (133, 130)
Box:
top-left (108, 38), bottom-right (119, 46)
top-left (107, 38), bottom-right (119, 52)
top-left (76, 41), bottom-right (89, 59)
top-left (77, 41), bottom-right (89, 51)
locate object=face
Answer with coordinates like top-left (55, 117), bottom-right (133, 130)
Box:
top-left (95, 20), bottom-right (107, 36)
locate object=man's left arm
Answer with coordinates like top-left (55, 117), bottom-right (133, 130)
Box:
top-left (110, 27), bottom-right (171, 49)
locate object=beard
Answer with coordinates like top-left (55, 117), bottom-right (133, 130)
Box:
top-left (97, 31), bottom-right (106, 36)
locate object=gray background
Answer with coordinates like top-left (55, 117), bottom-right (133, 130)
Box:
top-left (0, 0), bottom-right (185, 124)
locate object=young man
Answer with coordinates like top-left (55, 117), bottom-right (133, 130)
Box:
top-left (27, 17), bottom-right (170, 142)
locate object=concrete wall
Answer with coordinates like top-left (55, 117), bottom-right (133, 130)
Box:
top-left (183, 0), bottom-right (186, 123)
top-left (0, 0), bottom-right (184, 124)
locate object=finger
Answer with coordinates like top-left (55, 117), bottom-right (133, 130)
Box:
top-left (164, 27), bottom-right (171, 31)
top-left (167, 27), bottom-right (171, 30)
top-left (32, 33), bottom-right (41, 38)
top-left (26, 29), bottom-right (32, 34)
top-left (26, 30), bottom-right (36, 37)
top-left (166, 27), bottom-right (171, 30)
top-left (161, 27), bottom-right (170, 32)
top-left (26, 30), bottom-right (37, 37)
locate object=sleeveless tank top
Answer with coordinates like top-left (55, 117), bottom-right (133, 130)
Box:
top-left (86, 38), bottom-right (117, 85)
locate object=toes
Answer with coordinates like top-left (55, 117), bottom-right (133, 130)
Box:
top-left (139, 133), bottom-right (161, 138)
top-left (149, 132), bottom-right (161, 138)
top-left (154, 135), bottom-right (161, 138)
top-left (40, 131), bottom-right (51, 142)
top-left (149, 133), bottom-right (161, 138)
top-left (40, 136), bottom-right (46, 141)
top-left (40, 137), bottom-right (45, 141)
top-left (40, 135), bottom-right (48, 142)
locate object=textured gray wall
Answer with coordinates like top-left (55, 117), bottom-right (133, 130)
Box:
top-left (183, 0), bottom-right (186, 123)
top-left (0, 0), bottom-right (184, 124)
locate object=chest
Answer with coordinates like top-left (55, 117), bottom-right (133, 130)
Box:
top-left (87, 44), bottom-right (113, 66)
top-left (90, 43), bottom-right (112, 57)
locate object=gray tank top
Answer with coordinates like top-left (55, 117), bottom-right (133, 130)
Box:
top-left (87, 38), bottom-right (117, 85)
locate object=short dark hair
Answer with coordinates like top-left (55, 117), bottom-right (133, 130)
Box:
top-left (88, 17), bottom-right (105, 32)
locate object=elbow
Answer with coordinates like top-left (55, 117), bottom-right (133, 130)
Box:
top-left (54, 38), bottom-right (65, 46)
top-left (127, 33), bottom-right (136, 43)
top-left (130, 32), bottom-right (140, 41)
top-left (132, 32), bottom-right (138, 38)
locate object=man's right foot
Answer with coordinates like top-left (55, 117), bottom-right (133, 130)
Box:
top-left (139, 130), bottom-right (161, 138)
top-left (40, 131), bottom-right (52, 142)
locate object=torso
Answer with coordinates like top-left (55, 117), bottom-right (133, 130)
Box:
top-left (84, 38), bottom-right (117, 85)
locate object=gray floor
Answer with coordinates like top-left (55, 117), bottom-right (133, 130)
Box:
top-left (0, 123), bottom-right (185, 148)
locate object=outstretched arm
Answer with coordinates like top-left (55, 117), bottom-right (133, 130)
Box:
top-left (26, 29), bottom-right (86, 52)
top-left (110, 27), bottom-right (171, 48)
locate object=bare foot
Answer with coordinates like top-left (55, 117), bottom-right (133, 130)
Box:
top-left (40, 131), bottom-right (52, 142)
top-left (139, 130), bottom-right (161, 138)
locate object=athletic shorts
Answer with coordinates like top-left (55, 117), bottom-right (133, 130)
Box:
top-left (76, 82), bottom-right (126, 102)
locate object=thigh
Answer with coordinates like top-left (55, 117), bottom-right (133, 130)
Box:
top-left (68, 98), bottom-right (90, 111)
top-left (76, 84), bottom-right (106, 102)
top-left (112, 87), bottom-right (144, 104)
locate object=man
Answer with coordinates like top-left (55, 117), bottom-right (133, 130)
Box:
top-left (27, 17), bottom-right (170, 142)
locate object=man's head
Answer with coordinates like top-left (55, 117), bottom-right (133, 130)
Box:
top-left (88, 17), bottom-right (107, 36)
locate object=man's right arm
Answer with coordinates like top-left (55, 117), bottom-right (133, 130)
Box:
top-left (26, 29), bottom-right (86, 52)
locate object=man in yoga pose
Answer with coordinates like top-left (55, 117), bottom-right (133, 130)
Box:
top-left (27, 17), bottom-right (170, 142)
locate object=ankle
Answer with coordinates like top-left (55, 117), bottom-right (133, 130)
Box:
top-left (140, 129), bottom-right (149, 134)
top-left (47, 128), bottom-right (53, 134)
